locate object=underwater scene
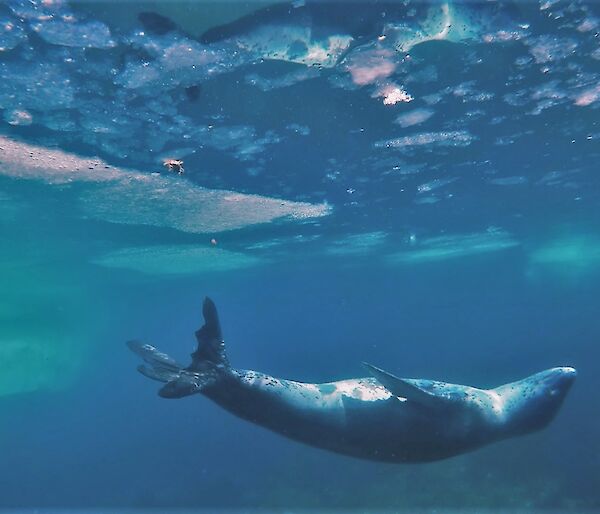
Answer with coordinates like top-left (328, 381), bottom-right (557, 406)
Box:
top-left (0, 0), bottom-right (599, 512)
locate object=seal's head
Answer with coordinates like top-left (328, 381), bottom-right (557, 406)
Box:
top-left (494, 366), bottom-right (577, 437)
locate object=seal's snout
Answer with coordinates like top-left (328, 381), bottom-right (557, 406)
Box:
top-left (552, 366), bottom-right (577, 378)
top-left (553, 366), bottom-right (577, 395)
top-left (559, 366), bottom-right (577, 378)
top-left (547, 366), bottom-right (577, 393)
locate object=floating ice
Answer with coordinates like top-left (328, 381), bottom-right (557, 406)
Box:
top-left (196, 125), bottom-right (282, 161)
top-left (6, 0), bottom-right (70, 21)
top-left (383, 1), bottom-right (498, 53)
top-left (417, 177), bottom-right (458, 194)
top-left (503, 90), bottom-right (529, 107)
top-left (93, 245), bottom-right (264, 275)
top-left (574, 84), bottom-right (600, 107)
top-left (326, 232), bottom-right (387, 256)
top-left (0, 135), bottom-right (122, 183)
top-left (375, 131), bottom-right (475, 150)
top-left (32, 19), bottom-right (114, 49)
top-left (286, 123), bottom-right (310, 136)
top-left (387, 229), bottom-right (518, 264)
top-left (116, 19), bottom-right (351, 93)
top-left (245, 68), bottom-right (319, 91)
top-left (344, 47), bottom-right (397, 86)
top-left (527, 35), bottom-right (578, 64)
top-left (244, 234), bottom-right (320, 252)
top-left (532, 81), bottom-right (567, 101)
top-left (372, 82), bottom-right (413, 105)
top-left (489, 176), bottom-right (528, 186)
top-left (117, 36), bottom-right (230, 91)
top-left (482, 29), bottom-right (527, 44)
top-left (414, 195), bottom-right (440, 205)
top-left (0, 0), bottom-right (595, 249)
top-left (234, 24), bottom-right (353, 67)
top-left (452, 82), bottom-right (494, 103)
top-left (0, 61), bottom-right (74, 111)
top-left (0, 136), bottom-right (331, 233)
top-left (576, 17), bottom-right (599, 33)
top-left (521, 80), bottom-right (569, 114)
top-left (535, 168), bottom-right (582, 187)
top-left (0, 17), bottom-right (26, 52)
top-left (395, 108), bottom-right (434, 128)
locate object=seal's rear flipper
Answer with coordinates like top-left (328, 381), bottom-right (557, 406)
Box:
top-left (127, 297), bottom-right (229, 399)
top-left (189, 297), bottom-right (229, 371)
top-left (127, 340), bottom-right (218, 399)
top-left (127, 340), bottom-right (184, 375)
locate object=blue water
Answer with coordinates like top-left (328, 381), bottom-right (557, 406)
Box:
top-left (0, 0), bottom-right (599, 511)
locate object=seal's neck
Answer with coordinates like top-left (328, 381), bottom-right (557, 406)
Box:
top-left (493, 367), bottom-right (576, 438)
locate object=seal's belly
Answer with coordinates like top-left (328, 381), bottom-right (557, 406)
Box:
top-left (206, 372), bottom-right (477, 462)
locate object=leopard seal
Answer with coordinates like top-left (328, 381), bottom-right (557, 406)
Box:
top-left (127, 297), bottom-right (576, 463)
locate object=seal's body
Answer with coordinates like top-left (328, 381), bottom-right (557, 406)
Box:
top-left (128, 298), bottom-right (576, 463)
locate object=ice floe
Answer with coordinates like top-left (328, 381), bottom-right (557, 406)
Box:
top-left (387, 229), bottom-right (519, 264)
top-left (326, 232), bottom-right (388, 256)
top-left (81, 179), bottom-right (329, 234)
top-left (285, 123), bottom-right (310, 136)
top-left (384, 2), bottom-right (489, 53)
top-left (345, 48), bottom-right (397, 87)
top-left (375, 131), bottom-right (475, 150)
top-left (93, 245), bottom-right (264, 275)
top-left (0, 61), bottom-right (75, 111)
top-left (489, 176), bottom-right (528, 186)
top-left (372, 82), bottom-right (413, 106)
top-left (417, 177), bottom-right (459, 194)
top-left (527, 35), bottom-right (578, 64)
top-left (0, 17), bottom-right (26, 52)
top-left (32, 19), bottom-right (115, 48)
top-left (0, 136), bottom-right (330, 233)
top-left (117, 33), bottom-right (235, 91)
top-left (0, 0), bottom-right (597, 250)
top-left (245, 67), bottom-right (319, 91)
top-left (394, 108), bottom-right (435, 128)
top-left (6, 0), bottom-right (70, 22)
top-left (574, 84), bottom-right (600, 107)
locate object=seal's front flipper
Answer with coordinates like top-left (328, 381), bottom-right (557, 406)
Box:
top-left (126, 340), bottom-right (218, 399)
top-left (363, 363), bottom-right (446, 408)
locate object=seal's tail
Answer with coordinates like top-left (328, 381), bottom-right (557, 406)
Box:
top-left (127, 297), bottom-right (229, 398)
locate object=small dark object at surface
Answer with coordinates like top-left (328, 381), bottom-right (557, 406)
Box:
top-left (163, 158), bottom-right (184, 175)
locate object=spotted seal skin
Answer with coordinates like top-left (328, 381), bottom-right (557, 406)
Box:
top-left (128, 298), bottom-right (576, 463)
